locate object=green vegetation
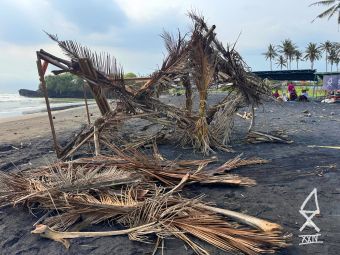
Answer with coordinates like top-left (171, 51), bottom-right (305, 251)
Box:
top-left (42, 72), bottom-right (139, 98)
top-left (43, 73), bottom-right (86, 98)
top-left (124, 72), bottom-right (137, 78)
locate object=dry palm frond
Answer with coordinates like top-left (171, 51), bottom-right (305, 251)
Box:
top-left (187, 34), bottom-right (217, 154)
top-left (208, 93), bottom-right (243, 145)
top-left (136, 30), bottom-right (190, 97)
top-left (46, 33), bottom-right (123, 80)
top-left (31, 190), bottom-right (289, 254)
top-left (60, 144), bottom-right (259, 187)
top-left (246, 131), bottom-right (293, 144)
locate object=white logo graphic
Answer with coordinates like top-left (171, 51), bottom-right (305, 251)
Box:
top-left (298, 188), bottom-right (323, 245)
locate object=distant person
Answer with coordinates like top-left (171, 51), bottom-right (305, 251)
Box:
top-left (287, 83), bottom-right (295, 93)
top-left (277, 92), bottom-right (288, 102)
top-left (289, 89), bottom-right (297, 101)
top-left (273, 89), bottom-right (280, 98)
top-left (287, 83), bottom-right (297, 101)
top-left (298, 89), bottom-right (309, 102)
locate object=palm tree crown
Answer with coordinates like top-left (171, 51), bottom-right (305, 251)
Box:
top-left (319, 41), bottom-right (333, 71)
top-left (294, 49), bottom-right (303, 69)
top-left (263, 44), bottom-right (278, 71)
top-left (310, 0), bottom-right (340, 28)
top-left (304, 43), bottom-right (322, 69)
top-left (276, 55), bottom-right (287, 70)
top-left (279, 39), bottom-right (296, 70)
top-left (328, 47), bottom-right (338, 71)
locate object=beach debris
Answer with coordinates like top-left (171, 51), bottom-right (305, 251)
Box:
top-left (30, 191), bottom-right (289, 254)
top-left (236, 111), bottom-right (253, 120)
top-left (35, 11), bottom-right (272, 158)
top-left (308, 145), bottom-right (340, 150)
top-left (246, 130), bottom-right (293, 144)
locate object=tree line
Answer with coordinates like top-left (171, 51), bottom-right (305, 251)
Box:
top-left (263, 40), bottom-right (340, 71)
top-left (40, 72), bottom-right (138, 98)
top-left (262, 1), bottom-right (340, 72)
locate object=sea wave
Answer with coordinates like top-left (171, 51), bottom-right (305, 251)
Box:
top-left (0, 93), bottom-right (44, 103)
top-left (0, 93), bottom-right (84, 118)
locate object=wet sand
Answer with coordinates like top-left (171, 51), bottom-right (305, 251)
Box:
top-left (0, 95), bottom-right (340, 255)
top-left (0, 105), bottom-right (100, 144)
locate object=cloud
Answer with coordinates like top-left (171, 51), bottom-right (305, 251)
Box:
top-left (48, 0), bottom-right (128, 33)
top-left (0, 0), bottom-right (339, 92)
top-left (0, 0), bottom-right (79, 45)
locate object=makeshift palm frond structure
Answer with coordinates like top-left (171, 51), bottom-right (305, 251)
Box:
top-left (36, 11), bottom-right (272, 158)
top-left (24, 12), bottom-right (291, 254)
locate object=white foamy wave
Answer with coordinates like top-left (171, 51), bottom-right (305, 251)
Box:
top-left (0, 93), bottom-right (84, 118)
top-left (0, 93), bottom-right (44, 103)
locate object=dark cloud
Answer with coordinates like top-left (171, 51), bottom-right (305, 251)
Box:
top-left (49, 0), bottom-right (128, 33)
top-left (0, 2), bottom-right (48, 44)
top-left (89, 10), bottom-right (188, 53)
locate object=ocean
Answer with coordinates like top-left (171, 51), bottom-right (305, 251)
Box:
top-left (0, 93), bottom-right (85, 119)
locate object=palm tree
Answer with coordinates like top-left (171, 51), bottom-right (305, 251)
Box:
top-left (278, 39), bottom-right (296, 70)
top-left (304, 43), bottom-right (322, 69)
top-left (328, 47), bottom-right (338, 71)
top-left (310, 0), bottom-right (340, 29)
top-left (294, 50), bottom-right (303, 69)
top-left (334, 56), bottom-right (340, 71)
top-left (263, 44), bottom-right (278, 71)
top-left (319, 41), bottom-right (333, 71)
top-left (276, 55), bottom-right (287, 70)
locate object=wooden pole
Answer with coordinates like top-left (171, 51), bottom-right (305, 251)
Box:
top-left (83, 83), bottom-right (91, 125)
top-left (94, 125), bottom-right (100, 156)
top-left (36, 56), bottom-right (61, 158)
top-left (248, 104), bottom-right (255, 132)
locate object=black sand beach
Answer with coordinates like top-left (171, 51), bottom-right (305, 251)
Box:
top-left (0, 95), bottom-right (339, 255)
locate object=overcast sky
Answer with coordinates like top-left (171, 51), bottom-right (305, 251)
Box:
top-left (0, 0), bottom-right (339, 92)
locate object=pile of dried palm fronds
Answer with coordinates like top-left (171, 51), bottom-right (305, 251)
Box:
top-left (0, 146), bottom-right (289, 254)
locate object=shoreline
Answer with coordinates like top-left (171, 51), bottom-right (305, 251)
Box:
top-left (0, 104), bottom-right (93, 124)
top-left (0, 105), bottom-right (100, 144)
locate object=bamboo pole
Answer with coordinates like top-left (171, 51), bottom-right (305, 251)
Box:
top-left (36, 56), bottom-right (61, 158)
top-left (248, 104), bottom-right (255, 132)
top-left (62, 131), bottom-right (94, 160)
top-left (182, 76), bottom-right (192, 116)
top-left (94, 125), bottom-right (100, 156)
top-left (83, 83), bottom-right (91, 125)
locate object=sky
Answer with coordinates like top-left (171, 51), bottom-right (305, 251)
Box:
top-left (0, 0), bottom-right (339, 93)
